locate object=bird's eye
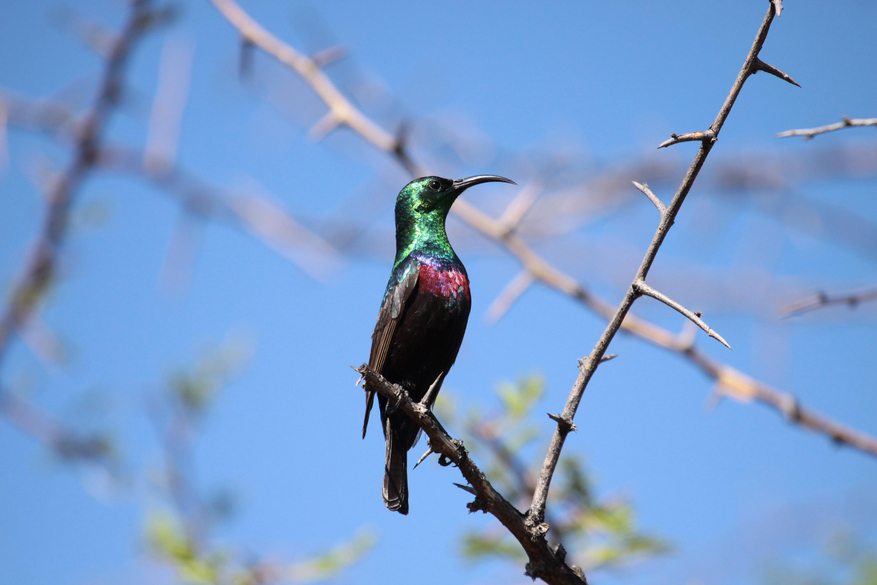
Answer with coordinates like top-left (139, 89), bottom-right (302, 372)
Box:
top-left (428, 180), bottom-right (441, 191)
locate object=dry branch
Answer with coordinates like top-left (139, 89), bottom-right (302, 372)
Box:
top-left (355, 365), bottom-right (587, 585)
top-left (528, 1), bottom-right (788, 527)
top-left (777, 116), bottom-right (877, 140)
top-left (204, 0), bottom-right (877, 516)
top-left (781, 286), bottom-right (877, 318)
top-left (0, 0), bottom-right (153, 366)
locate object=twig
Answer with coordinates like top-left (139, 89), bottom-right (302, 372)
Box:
top-left (781, 286), bottom-right (877, 318)
top-left (752, 58), bottom-right (800, 87)
top-left (777, 116), bottom-right (877, 140)
top-left (632, 181), bottom-right (665, 214)
top-left (528, 1), bottom-right (789, 527)
top-left (207, 0), bottom-right (399, 156)
top-left (98, 146), bottom-right (344, 282)
top-left (486, 270), bottom-right (536, 324)
top-left (632, 280), bottom-right (731, 350)
top-left (355, 365), bottom-right (587, 585)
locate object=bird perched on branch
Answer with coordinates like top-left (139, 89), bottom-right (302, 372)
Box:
top-left (363, 174), bottom-right (515, 515)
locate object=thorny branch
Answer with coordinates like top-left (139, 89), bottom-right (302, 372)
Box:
top-left (206, 0), bottom-right (877, 462)
top-left (777, 116), bottom-right (877, 140)
top-left (529, 3), bottom-right (793, 525)
top-left (207, 0), bottom-right (877, 451)
top-left (206, 0), bottom-right (877, 579)
top-left (356, 365), bottom-right (587, 585)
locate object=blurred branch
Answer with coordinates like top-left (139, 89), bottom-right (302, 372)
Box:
top-left (777, 116), bottom-right (877, 140)
top-left (99, 146), bottom-right (344, 282)
top-left (0, 0), bottom-right (153, 366)
top-left (355, 364), bottom-right (587, 585)
top-left (0, 385), bottom-right (115, 467)
top-left (0, 1), bottom-right (156, 464)
top-left (531, 1), bottom-right (787, 526)
top-left (709, 365), bottom-right (877, 456)
top-left (781, 286), bottom-right (877, 318)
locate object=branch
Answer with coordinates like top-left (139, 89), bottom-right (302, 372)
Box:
top-left (98, 146), bottom-right (344, 282)
top-left (206, 0), bottom-right (401, 158)
top-left (711, 366), bottom-right (877, 456)
top-left (205, 0), bottom-right (877, 487)
top-left (631, 181), bottom-right (666, 214)
top-left (632, 280), bottom-right (732, 350)
top-left (0, 0), bottom-right (154, 366)
top-left (777, 116), bottom-right (877, 140)
top-left (780, 286), bottom-right (877, 318)
top-left (354, 365), bottom-right (587, 585)
top-left (529, 1), bottom-right (788, 526)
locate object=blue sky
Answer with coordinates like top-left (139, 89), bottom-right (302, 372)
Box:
top-left (1, 1), bottom-right (877, 584)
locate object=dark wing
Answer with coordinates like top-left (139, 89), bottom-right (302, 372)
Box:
top-left (362, 258), bottom-right (420, 438)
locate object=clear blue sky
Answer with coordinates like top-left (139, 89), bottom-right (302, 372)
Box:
top-left (1, 1), bottom-right (876, 584)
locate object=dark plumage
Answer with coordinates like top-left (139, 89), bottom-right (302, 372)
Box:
top-left (363, 175), bottom-right (515, 515)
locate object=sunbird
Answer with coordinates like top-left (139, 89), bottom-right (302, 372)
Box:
top-left (363, 175), bottom-right (515, 514)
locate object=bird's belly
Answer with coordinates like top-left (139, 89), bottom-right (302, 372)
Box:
top-left (382, 289), bottom-right (470, 401)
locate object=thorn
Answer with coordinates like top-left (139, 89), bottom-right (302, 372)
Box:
top-left (600, 354), bottom-right (617, 363)
top-left (635, 280), bottom-right (733, 350)
top-left (414, 445), bottom-right (434, 469)
top-left (632, 181), bottom-right (666, 214)
top-left (780, 395), bottom-right (801, 422)
top-left (657, 130), bottom-right (713, 149)
top-left (311, 45), bottom-right (347, 68)
top-left (420, 372), bottom-right (444, 407)
top-left (453, 482), bottom-right (476, 495)
top-left (354, 375), bottom-right (363, 387)
top-left (547, 413), bottom-right (577, 433)
top-left (239, 36), bottom-right (254, 79)
top-left (772, 0), bottom-right (783, 18)
top-left (708, 328), bottom-right (733, 351)
top-left (753, 58), bottom-right (800, 87)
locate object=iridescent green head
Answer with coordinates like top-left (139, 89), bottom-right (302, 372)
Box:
top-left (394, 175), bottom-right (515, 266)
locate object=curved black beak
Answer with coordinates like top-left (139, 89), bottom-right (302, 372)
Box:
top-left (452, 175), bottom-right (516, 193)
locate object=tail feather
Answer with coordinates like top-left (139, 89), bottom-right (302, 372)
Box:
top-left (383, 419), bottom-right (409, 515)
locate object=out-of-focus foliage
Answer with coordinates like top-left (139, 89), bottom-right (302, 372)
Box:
top-left (146, 339), bottom-right (375, 584)
top-left (762, 531), bottom-right (877, 585)
top-left (439, 375), bottom-right (669, 572)
top-left (147, 510), bottom-right (376, 585)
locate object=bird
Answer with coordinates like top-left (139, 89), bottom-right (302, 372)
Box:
top-left (362, 174), bottom-right (515, 515)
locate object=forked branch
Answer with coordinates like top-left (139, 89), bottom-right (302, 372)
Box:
top-left (528, 1), bottom-right (790, 527)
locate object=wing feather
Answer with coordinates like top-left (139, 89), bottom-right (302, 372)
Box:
top-left (362, 258), bottom-right (420, 438)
